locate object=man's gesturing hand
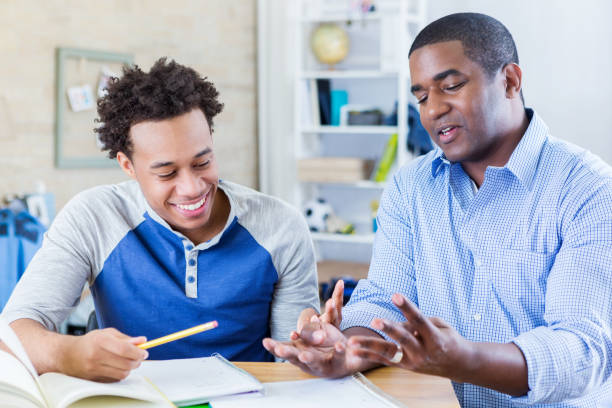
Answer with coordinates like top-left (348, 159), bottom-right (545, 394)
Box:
top-left (346, 293), bottom-right (476, 382)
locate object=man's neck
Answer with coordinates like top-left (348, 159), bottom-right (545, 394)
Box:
top-left (463, 109), bottom-right (530, 187)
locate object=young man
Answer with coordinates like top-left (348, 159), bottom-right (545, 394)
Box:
top-left (263, 13), bottom-right (612, 406)
top-left (2, 59), bottom-right (319, 382)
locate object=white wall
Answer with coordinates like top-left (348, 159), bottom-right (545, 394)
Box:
top-left (427, 0), bottom-right (612, 164)
top-left (258, 0), bottom-right (612, 203)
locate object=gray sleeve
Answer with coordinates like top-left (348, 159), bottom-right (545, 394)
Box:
top-left (268, 209), bottom-right (320, 343)
top-left (1, 188), bottom-right (132, 332)
top-left (233, 186), bottom-right (320, 345)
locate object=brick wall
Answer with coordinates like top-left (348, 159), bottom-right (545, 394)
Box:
top-left (0, 0), bottom-right (257, 208)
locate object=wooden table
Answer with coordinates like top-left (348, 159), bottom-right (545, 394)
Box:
top-left (234, 362), bottom-right (459, 407)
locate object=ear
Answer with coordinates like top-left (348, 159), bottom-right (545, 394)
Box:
top-left (502, 63), bottom-right (523, 100)
top-left (116, 152), bottom-right (136, 179)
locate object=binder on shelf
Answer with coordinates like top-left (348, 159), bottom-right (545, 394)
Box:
top-left (373, 133), bottom-right (398, 182)
top-left (317, 79), bottom-right (331, 125)
top-left (298, 157), bottom-right (375, 183)
top-left (330, 89), bottom-right (348, 126)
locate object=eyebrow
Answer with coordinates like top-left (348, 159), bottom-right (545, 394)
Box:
top-left (410, 69), bottom-right (463, 93)
top-left (149, 147), bottom-right (212, 169)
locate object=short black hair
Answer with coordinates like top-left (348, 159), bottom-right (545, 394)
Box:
top-left (95, 58), bottom-right (224, 159)
top-left (409, 13), bottom-right (519, 79)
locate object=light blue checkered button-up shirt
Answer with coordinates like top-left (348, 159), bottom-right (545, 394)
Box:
top-left (341, 110), bottom-right (612, 407)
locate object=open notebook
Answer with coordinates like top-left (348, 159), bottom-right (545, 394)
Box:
top-left (209, 374), bottom-right (407, 408)
top-left (0, 318), bottom-right (262, 408)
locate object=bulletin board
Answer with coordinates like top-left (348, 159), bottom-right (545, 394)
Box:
top-left (54, 47), bottom-right (133, 168)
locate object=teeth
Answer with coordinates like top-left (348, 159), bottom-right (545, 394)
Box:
top-left (176, 196), bottom-right (206, 211)
top-left (441, 127), bottom-right (453, 135)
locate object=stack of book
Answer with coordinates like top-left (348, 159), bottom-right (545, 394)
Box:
top-left (297, 157), bottom-right (374, 183)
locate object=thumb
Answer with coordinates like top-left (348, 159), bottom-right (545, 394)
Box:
top-left (297, 308), bottom-right (319, 332)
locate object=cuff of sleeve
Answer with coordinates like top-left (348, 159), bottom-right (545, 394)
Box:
top-left (0, 310), bottom-right (56, 332)
top-left (340, 303), bottom-right (404, 341)
top-left (510, 326), bottom-right (576, 404)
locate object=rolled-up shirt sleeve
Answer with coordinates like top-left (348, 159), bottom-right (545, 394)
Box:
top-left (511, 180), bottom-right (612, 404)
top-left (341, 173), bottom-right (418, 338)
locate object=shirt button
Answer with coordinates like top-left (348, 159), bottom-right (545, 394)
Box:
top-left (186, 244), bottom-right (194, 251)
top-left (188, 259), bottom-right (196, 266)
top-left (474, 258), bottom-right (482, 267)
top-left (187, 275), bottom-right (195, 283)
top-left (473, 313), bottom-right (482, 321)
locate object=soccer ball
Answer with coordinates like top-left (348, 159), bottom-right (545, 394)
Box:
top-left (303, 198), bottom-right (332, 232)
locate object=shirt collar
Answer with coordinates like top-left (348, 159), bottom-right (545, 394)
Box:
top-left (431, 147), bottom-right (448, 177)
top-left (503, 109), bottom-right (548, 190)
top-left (430, 109), bottom-right (549, 190)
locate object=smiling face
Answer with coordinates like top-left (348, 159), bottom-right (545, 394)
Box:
top-left (117, 108), bottom-right (227, 244)
top-left (409, 40), bottom-right (512, 165)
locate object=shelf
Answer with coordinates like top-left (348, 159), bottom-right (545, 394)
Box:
top-left (300, 70), bottom-right (397, 79)
top-left (311, 232), bottom-right (375, 244)
top-left (301, 13), bottom-right (385, 23)
top-left (301, 126), bottom-right (398, 134)
top-left (302, 180), bottom-right (386, 189)
top-left (300, 13), bottom-right (422, 24)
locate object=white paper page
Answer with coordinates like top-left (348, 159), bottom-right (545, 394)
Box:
top-left (209, 376), bottom-right (403, 408)
top-left (0, 317), bottom-right (47, 407)
top-left (67, 396), bottom-right (172, 408)
top-left (0, 316), bottom-right (40, 378)
top-left (134, 356), bottom-right (262, 406)
top-left (0, 350), bottom-right (46, 408)
top-left (39, 372), bottom-right (171, 408)
top-left (0, 389), bottom-right (42, 408)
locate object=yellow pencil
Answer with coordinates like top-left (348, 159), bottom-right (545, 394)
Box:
top-left (137, 320), bottom-right (219, 350)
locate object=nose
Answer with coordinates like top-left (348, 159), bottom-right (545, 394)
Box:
top-left (424, 89), bottom-right (451, 122)
top-left (175, 170), bottom-right (204, 198)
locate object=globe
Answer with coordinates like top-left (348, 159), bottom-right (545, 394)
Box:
top-left (310, 23), bottom-right (350, 67)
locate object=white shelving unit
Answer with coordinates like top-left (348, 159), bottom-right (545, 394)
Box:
top-left (293, 0), bottom-right (427, 263)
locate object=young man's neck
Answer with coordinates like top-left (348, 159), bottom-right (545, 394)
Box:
top-left (184, 188), bottom-right (231, 245)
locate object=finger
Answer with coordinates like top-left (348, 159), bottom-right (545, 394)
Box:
top-left (100, 342), bottom-right (149, 369)
top-left (263, 339), bottom-right (308, 368)
top-left (296, 325), bottom-right (326, 346)
top-left (321, 280), bottom-right (344, 325)
top-left (347, 335), bottom-right (400, 358)
top-left (263, 338), bottom-right (296, 358)
top-left (91, 364), bottom-right (133, 382)
top-left (271, 341), bottom-right (302, 361)
top-left (297, 308), bottom-right (318, 332)
top-left (127, 336), bottom-right (147, 345)
top-left (348, 346), bottom-right (399, 368)
top-left (297, 346), bottom-right (337, 375)
top-left (332, 280), bottom-right (344, 324)
top-left (429, 317), bottom-right (450, 328)
top-left (371, 318), bottom-right (421, 352)
top-left (108, 330), bottom-right (149, 352)
top-left (392, 294), bottom-right (439, 343)
top-left (100, 336), bottom-right (148, 361)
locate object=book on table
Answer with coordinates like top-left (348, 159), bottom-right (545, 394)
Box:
top-left (0, 318), bottom-right (262, 408)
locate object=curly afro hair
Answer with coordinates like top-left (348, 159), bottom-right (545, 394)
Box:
top-left (95, 57), bottom-right (224, 159)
